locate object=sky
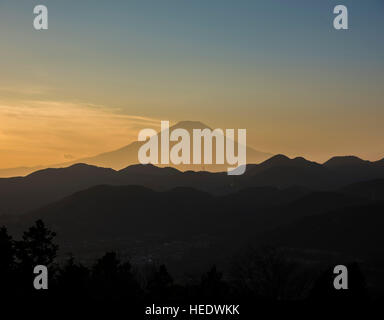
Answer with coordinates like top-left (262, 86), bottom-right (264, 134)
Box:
top-left (0, 0), bottom-right (383, 167)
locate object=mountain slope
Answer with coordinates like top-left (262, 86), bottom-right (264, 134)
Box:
top-left (0, 121), bottom-right (271, 177)
top-left (341, 179), bottom-right (384, 201)
top-left (2, 153), bottom-right (384, 216)
top-left (2, 182), bottom-right (380, 260)
top-left (0, 164), bottom-right (117, 216)
top-left (71, 120), bottom-right (272, 172)
top-left (323, 156), bottom-right (384, 183)
top-left (263, 203), bottom-right (384, 255)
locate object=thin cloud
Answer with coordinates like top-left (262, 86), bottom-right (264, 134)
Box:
top-left (0, 86), bottom-right (50, 96)
top-left (0, 99), bottom-right (160, 168)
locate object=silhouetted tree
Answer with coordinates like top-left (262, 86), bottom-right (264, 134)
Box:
top-left (54, 255), bottom-right (90, 301)
top-left (309, 262), bottom-right (368, 303)
top-left (91, 251), bottom-right (141, 301)
top-left (147, 264), bottom-right (173, 300)
top-left (12, 220), bottom-right (58, 299)
top-left (0, 226), bottom-right (15, 273)
top-left (230, 246), bottom-right (296, 300)
top-left (199, 265), bottom-right (229, 301)
top-left (0, 226), bottom-right (16, 299)
top-left (15, 220), bottom-right (58, 269)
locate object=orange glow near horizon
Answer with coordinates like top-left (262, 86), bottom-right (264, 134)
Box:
top-left (1, 1), bottom-right (383, 168)
top-left (0, 93), bottom-right (383, 169)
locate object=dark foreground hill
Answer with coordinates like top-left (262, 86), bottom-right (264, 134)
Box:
top-left (263, 203), bottom-right (384, 256)
top-left (3, 181), bottom-right (383, 264)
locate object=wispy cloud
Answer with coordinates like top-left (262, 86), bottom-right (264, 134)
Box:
top-left (0, 85), bottom-right (50, 96)
top-left (0, 99), bottom-right (160, 168)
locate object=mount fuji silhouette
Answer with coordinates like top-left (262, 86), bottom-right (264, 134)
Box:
top-left (65, 120), bottom-right (271, 172)
top-left (0, 121), bottom-right (272, 177)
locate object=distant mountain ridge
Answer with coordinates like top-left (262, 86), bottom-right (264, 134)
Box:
top-left (324, 155), bottom-right (376, 168)
top-left (263, 202), bottom-right (384, 255)
top-left (3, 178), bottom-right (383, 260)
top-left (1, 152), bottom-right (384, 265)
top-left (1, 119), bottom-right (383, 178)
top-left (0, 120), bottom-right (272, 177)
top-left (1, 153), bottom-right (384, 216)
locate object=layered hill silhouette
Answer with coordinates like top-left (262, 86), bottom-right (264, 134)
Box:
top-left (264, 202), bottom-right (384, 256)
top-left (1, 154), bottom-right (384, 216)
top-left (2, 179), bottom-right (382, 260)
top-left (0, 120), bottom-right (272, 178)
top-left (1, 149), bottom-right (384, 270)
top-left (1, 122), bottom-right (384, 303)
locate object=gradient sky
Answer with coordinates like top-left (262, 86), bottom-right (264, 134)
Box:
top-left (0, 0), bottom-right (383, 167)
